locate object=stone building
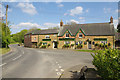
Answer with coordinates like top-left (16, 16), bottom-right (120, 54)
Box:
top-left (24, 17), bottom-right (115, 49)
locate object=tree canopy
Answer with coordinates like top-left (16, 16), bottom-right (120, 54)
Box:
top-left (1, 22), bottom-right (11, 48)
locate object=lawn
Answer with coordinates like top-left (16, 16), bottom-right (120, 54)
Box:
top-left (0, 48), bottom-right (11, 55)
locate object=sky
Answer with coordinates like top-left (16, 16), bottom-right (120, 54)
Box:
top-left (1, 2), bottom-right (119, 34)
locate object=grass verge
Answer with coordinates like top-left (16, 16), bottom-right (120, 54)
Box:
top-left (77, 49), bottom-right (97, 53)
top-left (0, 48), bottom-right (11, 55)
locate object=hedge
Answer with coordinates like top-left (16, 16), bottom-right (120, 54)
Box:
top-left (91, 49), bottom-right (120, 79)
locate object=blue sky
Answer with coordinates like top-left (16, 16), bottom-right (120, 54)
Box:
top-left (1, 2), bottom-right (118, 34)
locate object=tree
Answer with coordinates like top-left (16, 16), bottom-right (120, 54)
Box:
top-left (1, 22), bottom-right (11, 48)
top-left (11, 29), bottom-right (28, 43)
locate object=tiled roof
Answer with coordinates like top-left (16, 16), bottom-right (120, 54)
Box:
top-left (58, 23), bottom-right (115, 36)
top-left (25, 29), bottom-right (59, 35)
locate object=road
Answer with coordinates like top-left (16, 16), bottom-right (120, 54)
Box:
top-left (1, 44), bottom-right (94, 78)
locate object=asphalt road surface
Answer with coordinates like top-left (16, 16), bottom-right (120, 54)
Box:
top-left (1, 44), bottom-right (94, 78)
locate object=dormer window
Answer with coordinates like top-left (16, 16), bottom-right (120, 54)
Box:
top-left (46, 35), bottom-right (50, 39)
top-left (79, 33), bottom-right (82, 38)
top-left (66, 33), bottom-right (69, 38)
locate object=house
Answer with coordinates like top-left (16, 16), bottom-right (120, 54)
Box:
top-left (24, 17), bottom-right (115, 49)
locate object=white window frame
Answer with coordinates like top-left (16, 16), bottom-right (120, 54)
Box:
top-left (64, 41), bottom-right (70, 44)
top-left (101, 41), bottom-right (107, 44)
top-left (46, 35), bottom-right (50, 39)
top-left (79, 33), bottom-right (82, 38)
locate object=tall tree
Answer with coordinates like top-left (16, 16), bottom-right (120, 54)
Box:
top-left (1, 22), bottom-right (11, 48)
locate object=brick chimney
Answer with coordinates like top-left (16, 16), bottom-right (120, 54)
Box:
top-left (110, 16), bottom-right (113, 23)
top-left (60, 19), bottom-right (63, 27)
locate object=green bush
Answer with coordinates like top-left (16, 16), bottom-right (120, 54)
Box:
top-left (71, 44), bottom-right (74, 47)
top-left (63, 44), bottom-right (70, 48)
top-left (38, 42), bottom-right (42, 47)
top-left (91, 49), bottom-right (120, 79)
top-left (41, 45), bottom-right (47, 48)
top-left (95, 43), bottom-right (99, 46)
top-left (48, 44), bottom-right (50, 46)
top-left (77, 44), bottom-right (83, 49)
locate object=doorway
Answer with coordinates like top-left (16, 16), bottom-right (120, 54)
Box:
top-left (53, 42), bottom-right (57, 48)
top-left (88, 41), bottom-right (92, 49)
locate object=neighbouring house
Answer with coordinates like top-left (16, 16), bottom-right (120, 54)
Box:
top-left (24, 16), bottom-right (115, 49)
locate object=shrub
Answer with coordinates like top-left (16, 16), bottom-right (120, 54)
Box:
top-left (91, 49), bottom-right (120, 79)
top-left (77, 44), bottom-right (83, 49)
top-left (41, 45), bottom-right (47, 48)
top-left (95, 43), bottom-right (99, 46)
top-left (48, 44), bottom-right (50, 47)
top-left (71, 44), bottom-right (74, 47)
top-left (38, 42), bottom-right (42, 47)
top-left (63, 44), bottom-right (70, 48)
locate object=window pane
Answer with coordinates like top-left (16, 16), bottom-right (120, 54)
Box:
top-left (46, 35), bottom-right (50, 39)
top-left (66, 33), bottom-right (69, 37)
top-left (79, 33), bottom-right (82, 38)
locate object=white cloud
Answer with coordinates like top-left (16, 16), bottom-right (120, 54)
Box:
top-left (10, 22), bottom-right (41, 29)
top-left (56, 0), bottom-right (64, 7)
top-left (17, 3), bottom-right (37, 15)
top-left (56, 0), bottom-right (63, 3)
top-left (64, 13), bottom-right (68, 16)
top-left (113, 19), bottom-right (118, 29)
top-left (115, 9), bottom-right (120, 13)
top-left (79, 17), bottom-right (84, 20)
top-left (86, 9), bottom-right (89, 13)
top-left (58, 4), bottom-right (64, 7)
top-left (70, 6), bottom-right (83, 16)
top-left (43, 23), bottom-right (59, 28)
top-left (66, 19), bottom-right (79, 24)
top-left (103, 8), bottom-right (111, 13)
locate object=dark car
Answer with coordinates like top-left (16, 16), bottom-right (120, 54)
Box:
top-left (18, 44), bottom-right (20, 46)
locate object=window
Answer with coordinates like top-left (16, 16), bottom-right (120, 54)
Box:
top-left (43, 43), bottom-right (47, 45)
top-left (79, 41), bottom-right (82, 44)
top-left (79, 33), bottom-right (82, 38)
top-left (101, 41), bottom-right (107, 44)
top-left (34, 37), bottom-right (36, 40)
top-left (65, 41), bottom-right (70, 44)
top-left (76, 42), bottom-right (78, 45)
top-left (46, 35), bottom-right (50, 39)
top-left (92, 42), bottom-right (95, 45)
top-left (66, 33), bottom-right (69, 38)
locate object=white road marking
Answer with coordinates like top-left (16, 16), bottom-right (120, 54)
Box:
top-left (57, 72), bottom-right (61, 75)
top-left (60, 69), bottom-right (64, 72)
top-left (58, 64), bottom-right (59, 66)
top-left (56, 62), bottom-right (58, 63)
top-left (0, 63), bottom-right (6, 67)
top-left (55, 69), bottom-right (58, 72)
top-left (12, 55), bottom-right (22, 60)
top-left (59, 66), bottom-right (62, 69)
